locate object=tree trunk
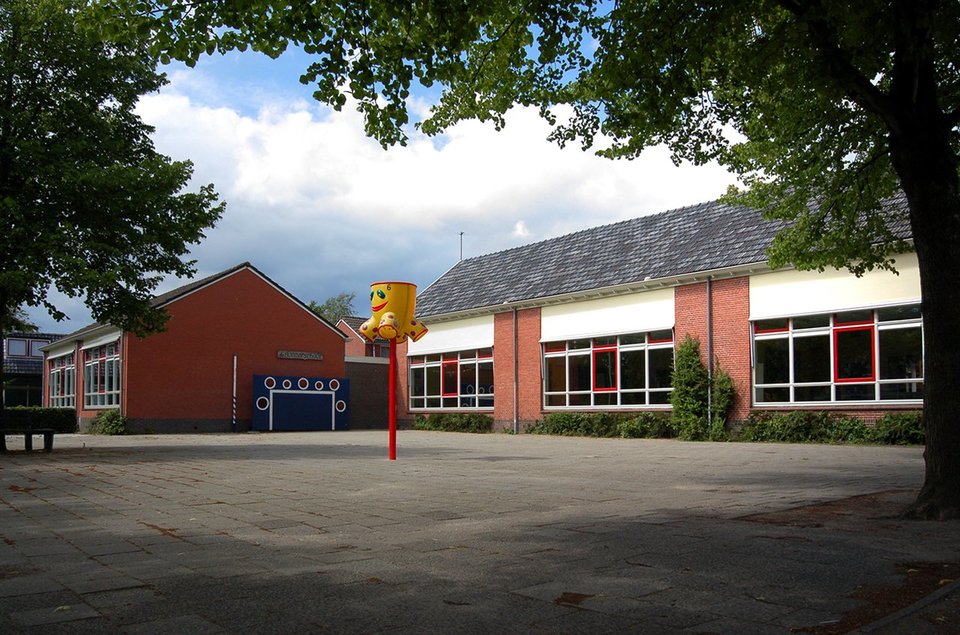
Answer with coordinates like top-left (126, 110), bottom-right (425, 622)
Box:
top-left (889, 115), bottom-right (960, 521)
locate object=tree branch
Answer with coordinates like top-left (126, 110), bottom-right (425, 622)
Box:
top-left (777, 0), bottom-right (899, 131)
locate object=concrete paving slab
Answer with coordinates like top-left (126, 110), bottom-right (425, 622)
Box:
top-left (1, 431), bottom-right (957, 633)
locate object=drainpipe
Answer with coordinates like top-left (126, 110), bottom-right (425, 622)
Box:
top-left (706, 277), bottom-right (713, 428)
top-left (513, 307), bottom-right (519, 434)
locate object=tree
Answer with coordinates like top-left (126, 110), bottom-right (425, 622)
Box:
top-left (308, 291), bottom-right (356, 323)
top-left (97, 1), bottom-right (959, 519)
top-left (0, 0), bottom-right (223, 346)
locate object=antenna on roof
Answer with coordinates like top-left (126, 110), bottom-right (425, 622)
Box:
top-left (459, 232), bottom-right (464, 261)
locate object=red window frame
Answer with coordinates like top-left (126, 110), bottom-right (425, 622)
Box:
top-left (833, 325), bottom-right (876, 382)
top-left (441, 360), bottom-right (459, 397)
top-left (592, 341), bottom-right (618, 392)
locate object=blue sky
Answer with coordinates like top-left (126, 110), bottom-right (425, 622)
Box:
top-left (26, 47), bottom-right (739, 334)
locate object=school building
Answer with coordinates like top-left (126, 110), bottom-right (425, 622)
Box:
top-left (42, 263), bottom-right (350, 433)
top-left (397, 195), bottom-right (922, 431)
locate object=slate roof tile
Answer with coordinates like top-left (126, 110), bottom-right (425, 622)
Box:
top-left (416, 194), bottom-right (912, 318)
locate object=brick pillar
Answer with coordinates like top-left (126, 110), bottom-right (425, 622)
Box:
top-left (494, 307), bottom-right (542, 431)
top-left (674, 277), bottom-right (752, 424)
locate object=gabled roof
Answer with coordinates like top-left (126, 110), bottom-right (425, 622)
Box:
top-left (416, 194), bottom-right (912, 319)
top-left (338, 316), bottom-right (390, 345)
top-left (49, 262), bottom-right (346, 344)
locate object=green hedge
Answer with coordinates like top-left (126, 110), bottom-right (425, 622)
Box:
top-left (737, 410), bottom-right (924, 445)
top-left (413, 413), bottom-right (493, 433)
top-left (3, 406), bottom-right (77, 433)
top-left (527, 412), bottom-right (676, 439)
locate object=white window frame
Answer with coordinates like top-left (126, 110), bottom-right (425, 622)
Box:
top-left (543, 330), bottom-right (674, 409)
top-left (409, 348), bottom-right (494, 411)
top-left (83, 342), bottom-right (121, 408)
top-left (49, 353), bottom-right (76, 408)
top-left (752, 304), bottom-right (924, 405)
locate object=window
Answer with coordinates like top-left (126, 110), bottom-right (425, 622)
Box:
top-left (409, 348), bottom-right (493, 410)
top-left (543, 330), bottom-right (674, 408)
top-left (30, 340), bottom-right (47, 357)
top-left (752, 304), bottom-right (923, 404)
top-left (49, 354), bottom-right (76, 408)
top-left (83, 342), bottom-right (121, 408)
top-left (6, 338), bottom-right (27, 356)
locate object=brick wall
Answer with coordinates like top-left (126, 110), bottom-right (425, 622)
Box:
top-left (674, 277), bottom-right (753, 424)
top-left (493, 308), bottom-right (543, 431)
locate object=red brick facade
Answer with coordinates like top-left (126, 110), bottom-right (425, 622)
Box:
top-left (398, 273), bottom-right (921, 430)
top-left (47, 266), bottom-right (347, 433)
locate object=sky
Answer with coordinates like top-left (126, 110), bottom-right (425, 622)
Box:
top-left (26, 48), bottom-right (740, 334)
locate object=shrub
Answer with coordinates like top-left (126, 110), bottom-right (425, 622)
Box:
top-left (617, 412), bottom-right (676, 439)
top-left (413, 413), bottom-right (493, 433)
top-left (5, 406), bottom-right (77, 433)
top-left (528, 412), bottom-right (620, 437)
top-left (670, 335), bottom-right (709, 440)
top-left (872, 411), bottom-right (924, 445)
top-left (709, 362), bottom-right (735, 441)
top-left (738, 411), bottom-right (872, 444)
top-left (90, 409), bottom-right (127, 435)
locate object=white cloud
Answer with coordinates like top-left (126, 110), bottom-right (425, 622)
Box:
top-left (512, 221), bottom-right (532, 239)
top-left (25, 57), bottom-right (741, 333)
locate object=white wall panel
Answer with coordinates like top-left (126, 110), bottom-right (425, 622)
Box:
top-left (750, 253), bottom-right (920, 319)
top-left (540, 289), bottom-right (675, 342)
top-left (407, 315), bottom-right (494, 355)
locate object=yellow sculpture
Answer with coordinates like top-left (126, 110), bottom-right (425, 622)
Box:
top-left (359, 281), bottom-right (428, 344)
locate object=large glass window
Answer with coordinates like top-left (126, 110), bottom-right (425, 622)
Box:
top-left (752, 304), bottom-right (923, 404)
top-left (48, 354), bottom-right (76, 408)
top-left (544, 330), bottom-right (674, 408)
top-left (83, 342), bottom-right (121, 408)
top-left (409, 348), bottom-right (493, 410)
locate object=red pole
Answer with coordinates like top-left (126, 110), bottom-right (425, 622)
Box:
top-left (388, 338), bottom-right (397, 460)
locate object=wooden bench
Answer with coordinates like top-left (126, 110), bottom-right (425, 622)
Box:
top-left (0, 428), bottom-right (55, 452)
top-left (1, 410), bottom-right (56, 452)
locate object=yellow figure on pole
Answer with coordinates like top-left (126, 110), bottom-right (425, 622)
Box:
top-left (360, 281), bottom-right (427, 460)
top-left (359, 281), bottom-right (428, 344)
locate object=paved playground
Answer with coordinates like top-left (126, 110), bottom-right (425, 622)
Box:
top-left (1, 431), bottom-right (957, 633)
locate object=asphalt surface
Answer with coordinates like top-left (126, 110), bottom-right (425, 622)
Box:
top-left (1, 431), bottom-right (957, 634)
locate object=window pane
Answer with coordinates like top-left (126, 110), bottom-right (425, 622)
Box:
top-left (8, 339), bottom-right (27, 356)
top-left (545, 357), bottom-right (566, 392)
top-left (793, 314), bottom-right (830, 329)
top-left (619, 333), bottom-right (645, 346)
top-left (755, 338), bottom-right (789, 384)
top-left (30, 341), bottom-right (45, 357)
top-left (425, 366), bottom-right (441, 397)
top-left (836, 328), bottom-right (874, 380)
top-left (569, 339), bottom-right (591, 350)
top-left (649, 329), bottom-right (673, 342)
top-left (593, 350), bottom-right (616, 390)
top-left (835, 309), bottom-right (872, 324)
top-left (794, 335), bottom-right (830, 382)
top-left (568, 354), bottom-right (591, 391)
top-left (411, 369), bottom-right (425, 397)
top-left (880, 382), bottom-right (923, 400)
top-left (569, 393), bottom-right (590, 406)
top-left (619, 350), bottom-right (646, 389)
top-left (648, 391), bottom-right (672, 405)
top-left (879, 327), bottom-right (923, 380)
top-left (756, 386), bottom-right (789, 402)
top-left (546, 394), bottom-right (566, 406)
top-left (442, 363), bottom-right (458, 395)
top-left (544, 342), bottom-right (566, 353)
top-left (648, 348), bottom-right (673, 388)
top-left (877, 305), bottom-right (921, 321)
top-left (594, 336), bottom-right (616, 347)
top-left (755, 318), bottom-right (788, 332)
top-left (593, 393), bottom-right (617, 405)
top-left (837, 383), bottom-right (875, 400)
top-left (478, 362), bottom-right (494, 396)
top-left (795, 385), bottom-right (831, 401)
top-left (461, 364), bottom-right (476, 395)
top-left (621, 392), bottom-right (646, 405)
